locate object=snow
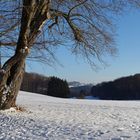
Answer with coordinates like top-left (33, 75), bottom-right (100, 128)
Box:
top-left (0, 91), bottom-right (140, 139)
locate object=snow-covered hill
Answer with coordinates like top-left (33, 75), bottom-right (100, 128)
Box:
top-left (0, 91), bottom-right (140, 139)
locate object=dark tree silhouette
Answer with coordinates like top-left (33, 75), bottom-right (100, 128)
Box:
top-left (91, 74), bottom-right (140, 100)
top-left (47, 77), bottom-right (69, 98)
top-left (21, 72), bottom-right (49, 94)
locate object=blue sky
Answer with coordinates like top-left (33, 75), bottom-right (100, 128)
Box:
top-left (26, 8), bottom-right (140, 84)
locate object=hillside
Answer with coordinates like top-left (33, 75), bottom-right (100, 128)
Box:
top-left (91, 74), bottom-right (140, 100)
top-left (21, 72), bottom-right (93, 98)
top-left (21, 72), bottom-right (69, 98)
top-left (0, 91), bottom-right (140, 139)
top-left (69, 84), bottom-right (93, 97)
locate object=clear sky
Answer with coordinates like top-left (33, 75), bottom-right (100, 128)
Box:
top-left (26, 8), bottom-right (140, 84)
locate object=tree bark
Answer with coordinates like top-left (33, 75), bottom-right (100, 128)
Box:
top-left (0, 53), bottom-right (26, 109)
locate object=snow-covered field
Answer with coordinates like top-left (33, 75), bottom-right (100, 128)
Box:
top-left (0, 91), bottom-right (140, 140)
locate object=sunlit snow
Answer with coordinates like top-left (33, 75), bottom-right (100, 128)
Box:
top-left (0, 91), bottom-right (140, 139)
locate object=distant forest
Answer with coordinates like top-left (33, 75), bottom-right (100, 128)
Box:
top-left (21, 72), bottom-right (140, 100)
top-left (20, 72), bottom-right (69, 98)
top-left (91, 74), bottom-right (140, 100)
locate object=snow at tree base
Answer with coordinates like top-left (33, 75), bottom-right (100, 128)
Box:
top-left (0, 91), bottom-right (140, 139)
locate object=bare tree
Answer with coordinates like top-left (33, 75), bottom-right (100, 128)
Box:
top-left (0, 0), bottom-right (139, 109)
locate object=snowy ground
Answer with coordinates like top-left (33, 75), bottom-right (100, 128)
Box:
top-left (0, 91), bottom-right (140, 140)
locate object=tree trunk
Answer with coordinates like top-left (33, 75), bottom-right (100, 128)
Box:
top-left (0, 53), bottom-right (26, 109)
top-left (0, 0), bottom-right (50, 110)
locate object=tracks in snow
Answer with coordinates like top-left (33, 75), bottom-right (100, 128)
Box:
top-left (0, 91), bottom-right (140, 139)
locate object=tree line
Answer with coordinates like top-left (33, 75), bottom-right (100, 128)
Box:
top-left (91, 74), bottom-right (140, 100)
top-left (20, 72), bottom-right (70, 98)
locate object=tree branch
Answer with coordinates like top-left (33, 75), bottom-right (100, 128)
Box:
top-left (68, 0), bottom-right (88, 18)
top-left (0, 42), bottom-right (17, 47)
top-left (0, 22), bottom-right (19, 37)
top-left (50, 8), bottom-right (83, 42)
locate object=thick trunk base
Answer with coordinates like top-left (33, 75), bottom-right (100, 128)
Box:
top-left (0, 55), bottom-right (25, 110)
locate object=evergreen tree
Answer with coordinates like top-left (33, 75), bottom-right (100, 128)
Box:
top-left (47, 77), bottom-right (69, 98)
